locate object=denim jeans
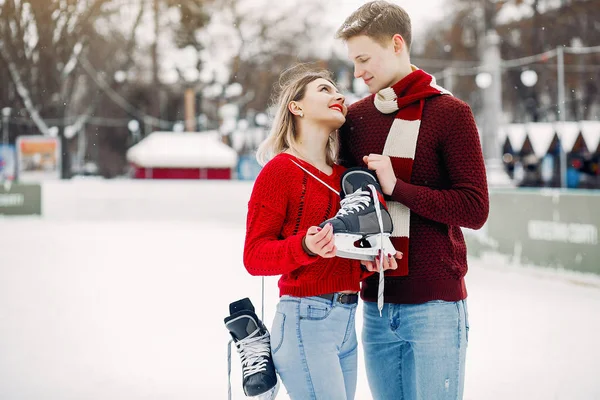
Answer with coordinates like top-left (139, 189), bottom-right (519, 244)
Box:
top-left (270, 295), bottom-right (358, 400)
top-left (362, 299), bottom-right (469, 400)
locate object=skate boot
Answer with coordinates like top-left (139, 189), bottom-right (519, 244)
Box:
top-left (225, 298), bottom-right (279, 399)
top-left (320, 167), bottom-right (397, 261)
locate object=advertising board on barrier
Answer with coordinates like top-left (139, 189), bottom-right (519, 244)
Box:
top-left (0, 183), bottom-right (42, 215)
top-left (0, 144), bottom-right (16, 181)
top-left (16, 136), bottom-right (61, 182)
top-left (465, 190), bottom-right (600, 275)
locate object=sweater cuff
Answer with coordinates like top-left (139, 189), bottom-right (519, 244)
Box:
top-left (291, 231), bottom-right (319, 265)
top-left (390, 178), bottom-right (420, 209)
top-left (302, 236), bottom-right (318, 256)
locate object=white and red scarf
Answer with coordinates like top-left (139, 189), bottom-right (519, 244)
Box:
top-left (374, 66), bottom-right (451, 273)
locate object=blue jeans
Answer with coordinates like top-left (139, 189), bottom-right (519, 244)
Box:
top-left (270, 295), bottom-right (358, 400)
top-left (362, 299), bottom-right (469, 400)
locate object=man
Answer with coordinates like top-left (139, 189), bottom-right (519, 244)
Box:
top-left (336, 2), bottom-right (489, 399)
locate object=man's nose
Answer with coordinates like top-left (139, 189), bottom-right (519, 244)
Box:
top-left (354, 66), bottom-right (364, 79)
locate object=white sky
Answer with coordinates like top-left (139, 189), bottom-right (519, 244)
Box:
top-left (115, 0), bottom-right (448, 84)
top-left (322, 0), bottom-right (448, 59)
top-left (323, 0), bottom-right (447, 35)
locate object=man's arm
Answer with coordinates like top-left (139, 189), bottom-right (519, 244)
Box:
top-left (392, 101), bottom-right (488, 229)
top-left (365, 101), bottom-right (489, 230)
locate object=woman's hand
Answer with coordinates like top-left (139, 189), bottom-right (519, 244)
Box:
top-left (362, 250), bottom-right (403, 272)
top-left (304, 223), bottom-right (336, 258)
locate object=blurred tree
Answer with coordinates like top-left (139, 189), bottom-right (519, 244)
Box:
top-left (0, 0), bottom-right (145, 178)
top-left (198, 0), bottom-right (328, 123)
top-left (418, 0), bottom-right (600, 123)
top-left (0, 0), bottom-right (213, 178)
top-left (164, 0), bottom-right (211, 49)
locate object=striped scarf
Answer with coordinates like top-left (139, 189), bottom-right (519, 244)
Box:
top-left (374, 66), bottom-right (451, 275)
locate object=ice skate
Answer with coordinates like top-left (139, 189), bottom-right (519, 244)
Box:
top-left (225, 298), bottom-right (279, 399)
top-left (320, 167), bottom-right (397, 261)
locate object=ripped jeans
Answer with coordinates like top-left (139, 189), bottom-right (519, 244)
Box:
top-left (270, 295), bottom-right (358, 400)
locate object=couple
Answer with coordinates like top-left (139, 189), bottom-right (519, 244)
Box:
top-left (243, 2), bottom-right (489, 399)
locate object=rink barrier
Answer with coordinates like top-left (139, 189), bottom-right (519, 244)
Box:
top-left (3, 180), bottom-right (598, 275)
top-left (11, 179), bottom-right (254, 223)
top-left (0, 183), bottom-right (41, 216)
top-left (465, 189), bottom-right (600, 275)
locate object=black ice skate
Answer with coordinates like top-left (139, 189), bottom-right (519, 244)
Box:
top-left (225, 298), bottom-right (279, 399)
top-left (320, 167), bottom-right (397, 261)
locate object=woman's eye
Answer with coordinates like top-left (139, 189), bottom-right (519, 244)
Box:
top-left (321, 87), bottom-right (330, 92)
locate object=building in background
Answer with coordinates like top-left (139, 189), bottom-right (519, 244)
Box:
top-left (126, 131), bottom-right (238, 180)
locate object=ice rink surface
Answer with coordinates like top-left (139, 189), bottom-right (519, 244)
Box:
top-left (1, 181), bottom-right (599, 399)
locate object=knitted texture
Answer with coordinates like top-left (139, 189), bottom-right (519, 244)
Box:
top-left (373, 68), bottom-right (451, 278)
top-left (244, 153), bottom-right (365, 297)
top-left (339, 88), bottom-right (489, 304)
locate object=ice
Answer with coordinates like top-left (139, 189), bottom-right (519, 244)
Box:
top-left (1, 181), bottom-right (599, 399)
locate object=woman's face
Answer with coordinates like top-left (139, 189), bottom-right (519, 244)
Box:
top-left (295, 78), bottom-right (347, 129)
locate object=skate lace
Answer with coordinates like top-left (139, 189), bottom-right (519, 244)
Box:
top-left (234, 330), bottom-right (271, 378)
top-left (368, 183), bottom-right (386, 317)
top-left (336, 188), bottom-right (372, 216)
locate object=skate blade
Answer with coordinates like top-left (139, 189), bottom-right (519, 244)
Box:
top-left (334, 233), bottom-right (380, 261)
top-left (365, 235), bottom-right (397, 257)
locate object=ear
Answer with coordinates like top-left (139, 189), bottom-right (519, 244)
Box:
top-left (392, 34), bottom-right (405, 54)
top-left (288, 101), bottom-right (303, 117)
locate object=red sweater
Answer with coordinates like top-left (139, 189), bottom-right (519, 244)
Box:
top-left (243, 153), bottom-right (365, 297)
top-left (339, 94), bottom-right (489, 304)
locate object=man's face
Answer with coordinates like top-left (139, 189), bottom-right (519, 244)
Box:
top-left (346, 34), bottom-right (401, 94)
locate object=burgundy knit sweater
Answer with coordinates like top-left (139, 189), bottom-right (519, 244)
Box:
top-left (339, 94), bottom-right (489, 304)
top-left (244, 153), bottom-right (366, 297)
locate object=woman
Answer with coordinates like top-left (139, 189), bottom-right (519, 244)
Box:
top-left (243, 66), bottom-right (366, 400)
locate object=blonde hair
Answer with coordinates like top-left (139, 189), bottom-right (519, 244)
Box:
top-left (256, 65), bottom-right (339, 166)
top-left (336, 0), bottom-right (412, 51)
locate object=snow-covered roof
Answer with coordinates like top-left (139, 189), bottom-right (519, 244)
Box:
top-left (580, 121), bottom-right (600, 152)
top-left (499, 124), bottom-right (527, 152)
top-left (499, 122), bottom-right (600, 156)
top-left (555, 122), bottom-right (582, 153)
top-left (526, 123), bottom-right (555, 158)
top-left (126, 131), bottom-right (238, 168)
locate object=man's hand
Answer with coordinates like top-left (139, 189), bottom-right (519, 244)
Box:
top-left (363, 154), bottom-right (397, 195)
top-left (304, 223), bottom-right (336, 258)
top-left (362, 250), bottom-right (403, 272)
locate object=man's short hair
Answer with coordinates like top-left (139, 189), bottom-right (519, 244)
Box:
top-left (336, 1), bottom-right (412, 51)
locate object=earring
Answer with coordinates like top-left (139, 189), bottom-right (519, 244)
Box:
top-left (299, 111), bottom-right (304, 118)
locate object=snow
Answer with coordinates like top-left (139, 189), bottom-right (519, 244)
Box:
top-left (495, 0), bottom-right (566, 25)
top-left (1, 181), bottom-right (600, 400)
top-left (495, 2), bottom-right (534, 25)
top-left (126, 131), bottom-right (238, 169)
